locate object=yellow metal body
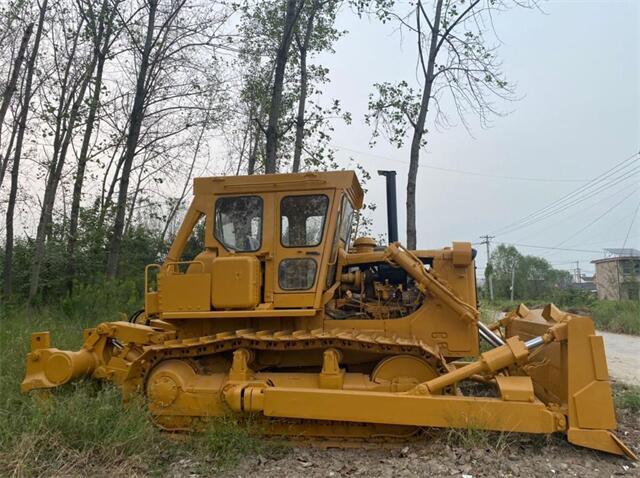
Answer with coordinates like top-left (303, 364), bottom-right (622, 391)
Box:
top-left (21, 171), bottom-right (636, 459)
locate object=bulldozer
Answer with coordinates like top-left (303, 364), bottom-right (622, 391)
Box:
top-left (21, 170), bottom-right (636, 459)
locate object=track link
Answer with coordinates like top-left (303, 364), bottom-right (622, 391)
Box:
top-left (123, 327), bottom-right (452, 394)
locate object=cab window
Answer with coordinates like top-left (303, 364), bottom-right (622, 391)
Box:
top-left (339, 197), bottom-right (355, 248)
top-left (214, 196), bottom-right (262, 251)
top-left (279, 259), bottom-right (317, 290)
top-left (325, 196), bottom-right (355, 288)
top-left (280, 195), bottom-right (328, 247)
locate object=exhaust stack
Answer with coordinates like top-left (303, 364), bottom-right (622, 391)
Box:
top-left (378, 170), bottom-right (398, 243)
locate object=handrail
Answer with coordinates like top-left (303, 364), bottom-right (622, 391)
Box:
top-left (164, 260), bottom-right (205, 274)
top-left (145, 264), bottom-right (161, 293)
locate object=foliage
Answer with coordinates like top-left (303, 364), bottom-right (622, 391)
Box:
top-left (235, 0), bottom-right (349, 174)
top-left (589, 300), bottom-right (640, 336)
top-left (0, 210), bottom-right (162, 305)
top-left (486, 244), bottom-right (573, 301)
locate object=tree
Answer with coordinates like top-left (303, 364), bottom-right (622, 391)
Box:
top-left (365, 0), bottom-right (528, 249)
top-left (0, 22), bottom-right (33, 151)
top-left (28, 0), bottom-right (101, 302)
top-left (105, 0), bottom-right (232, 278)
top-left (66, 0), bottom-right (121, 290)
top-left (105, 0), bottom-right (160, 279)
top-left (236, 0), bottom-right (346, 175)
top-left (291, 0), bottom-right (344, 172)
top-left (3, 0), bottom-right (47, 298)
top-left (489, 245), bottom-right (572, 300)
top-left (264, 0), bottom-right (304, 173)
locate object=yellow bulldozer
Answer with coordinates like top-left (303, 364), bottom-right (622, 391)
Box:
top-left (21, 170), bottom-right (636, 459)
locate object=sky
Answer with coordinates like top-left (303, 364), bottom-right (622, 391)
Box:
top-left (317, 0), bottom-right (640, 279)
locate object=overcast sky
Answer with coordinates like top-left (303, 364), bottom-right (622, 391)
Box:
top-left (318, 0), bottom-right (639, 278)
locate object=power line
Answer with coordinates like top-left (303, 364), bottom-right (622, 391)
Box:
top-left (332, 144), bottom-right (590, 183)
top-left (544, 205), bottom-right (640, 249)
top-left (493, 151), bottom-right (639, 233)
top-left (550, 188), bottom-right (638, 249)
top-left (491, 151), bottom-right (640, 236)
top-left (497, 242), bottom-right (603, 253)
top-left (511, 180), bottom-right (640, 245)
top-left (495, 162), bottom-right (640, 237)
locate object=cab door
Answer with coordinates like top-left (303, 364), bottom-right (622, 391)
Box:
top-left (273, 190), bottom-right (335, 308)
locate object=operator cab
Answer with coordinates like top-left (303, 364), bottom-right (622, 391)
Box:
top-left (147, 171), bottom-right (363, 316)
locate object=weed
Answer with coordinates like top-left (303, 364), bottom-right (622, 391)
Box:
top-left (442, 426), bottom-right (512, 455)
top-left (613, 383), bottom-right (640, 412)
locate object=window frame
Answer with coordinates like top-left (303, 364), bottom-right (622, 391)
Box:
top-left (278, 258), bottom-right (318, 290)
top-left (338, 196), bottom-right (355, 245)
top-left (279, 194), bottom-right (329, 248)
top-left (213, 195), bottom-right (264, 253)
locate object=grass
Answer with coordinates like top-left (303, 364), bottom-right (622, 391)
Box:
top-left (442, 426), bottom-right (512, 455)
top-left (482, 299), bottom-right (640, 335)
top-left (613, 383), bottom-right (640, 413)
top-left (0, 302), bottom-right (272, 477)
top-left (589, 301), bottom-right (640, 335)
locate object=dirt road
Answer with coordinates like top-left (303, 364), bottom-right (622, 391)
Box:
top-left (600, 331), bottom-right (640, 386)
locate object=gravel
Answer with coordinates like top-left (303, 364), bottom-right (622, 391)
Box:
top-left (214, 409), bottom-right (639, 478)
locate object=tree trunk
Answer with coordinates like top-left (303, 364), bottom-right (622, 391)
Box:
top-left (0, 23), bottom-right (34, 134)
top-left (264, 0), bottom-right (302, 174)
top-left (0, 119), bottom-right (18, 188)
top-left (292, 4), bottom-right (316, 173)
top-left (67, 0), bottom-right (116, 291)
top-left (405, 0), bottom-right (442, 250)
top-left (124, 165), bottom-right (145, 235)
top-left (247, 126), bottom-right (259, 175)
top-left (3, 1), bottom-right (47, 298)
top-left (106, 0), bottom-right (158, 279)
top-left (28, 26), bottom-right (97, 303)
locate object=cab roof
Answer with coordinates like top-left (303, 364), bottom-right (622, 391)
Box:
top-left (193, 170), bottom-right (364, 209)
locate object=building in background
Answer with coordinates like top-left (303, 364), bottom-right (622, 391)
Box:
top-left (567, 273), bottom-right (597, 295)
top-left (592, 248), bottom-right (640, 300)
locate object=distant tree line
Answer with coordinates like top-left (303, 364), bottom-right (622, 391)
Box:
top-left (485, 245), bottom-right (573, 302)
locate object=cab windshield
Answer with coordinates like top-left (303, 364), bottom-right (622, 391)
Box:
top-left (214, 196), bottom-right (262, 251)
top-left (280, 195), bottom-right (328, 247)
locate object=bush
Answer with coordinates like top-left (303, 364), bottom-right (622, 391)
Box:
top-left (590, 300), bottom-right (640, 335)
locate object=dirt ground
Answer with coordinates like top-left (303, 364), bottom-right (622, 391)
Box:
top-left (600, 332), bottom-right (640, 386)
top-left (208, 407), bottom-right (640, 478)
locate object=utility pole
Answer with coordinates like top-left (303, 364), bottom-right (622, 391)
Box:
top-left (480, 235), bottom-right (495, 301)
top-left (510, 261), bottom-right (517, 301)
top-left (574, 261), bottom-right (582, 283)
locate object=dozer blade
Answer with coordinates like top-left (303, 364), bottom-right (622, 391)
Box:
top-left (505, 304), bottom-right (637, 459)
